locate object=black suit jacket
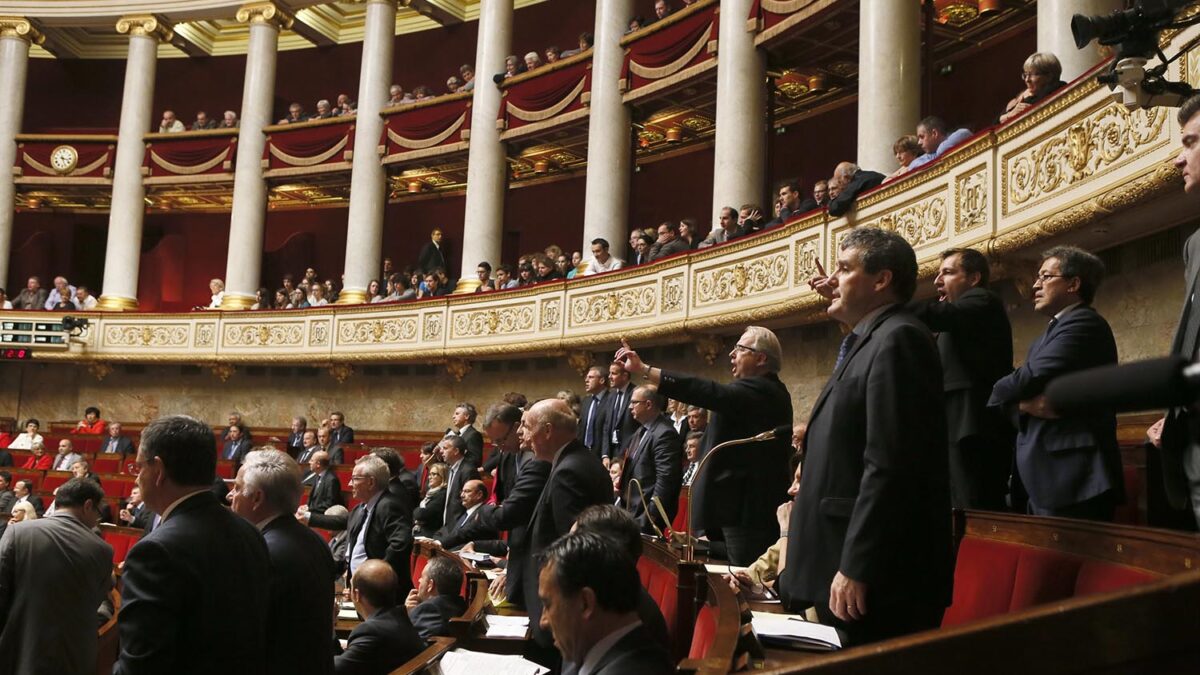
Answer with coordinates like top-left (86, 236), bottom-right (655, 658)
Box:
top-left (101, 435), bottom-right (135, 456)
top-left (1162, 228), bottom-right (1200, 507)
top-left (619, 415), bottom-right (682, 534)
top-left (989, 305), bottom-right (1123, 510)
top-left (436, 504), bottom-right (499, 549)
top-left (390, 469), bottom-right (420, 513)
top-left (417, 241), bottom-right (447, 274)
top-left (459, 426), bottom-right (484, 467)
top-left (657, 370), bottom-right (792, 535)
top-left (442, 458), bottom-right (478, 528)
top-left (287, 431), bottom-right (306, 457)
top-left (126, 502), bottom-right (154, 530)
top-left (781, 306), bottom-right (953, 616)
top-left (521, 441), bottom-right (612, 647)
top-left (466, 456), bottom-right (551, 603)
top-left (334, 605), bottom-right (425, 675)
top-left (222, 438), bottom-right (250, 464)
top-left (263, 516), bottom-right (337, 675)
top-left (413, 488), bottom-right (447, 535)
top-left (589, 623), bottom-right (675, 675)
top-left (604, 384), bottom-right (639, 460)
top-left (311, 491), bottom-right (414, 593)
top-left (308, 470), bottom-right (345, 516)
top-left (577, 391), bottom-right (611, 457)
top-left (827, 169), bottom-right (886, 217)
top-left (409, 594), bottom-right (467, 640)
top-left (329, 426), bottom-right (355, 451)
top-left (115, 491), bottom-right (271, 675)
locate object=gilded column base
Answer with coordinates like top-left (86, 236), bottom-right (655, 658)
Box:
top-left (96, 294), bottom-right (139, 311)
top-left (219, 293), bottom-right (255, 310)
top-left (452, 278), bottom-right (481, 294)
top-left (335, 289), bottom-right (369, 305)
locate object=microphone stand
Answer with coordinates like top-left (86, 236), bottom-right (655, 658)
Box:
top-left (626, 478), bottom-right (668, 541)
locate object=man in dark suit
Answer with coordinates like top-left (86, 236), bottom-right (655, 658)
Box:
top-left (230, 450), bottom-right (336, 675)
top-left (577, 366), bottom-right (611, 459)
top-left (439, 435), bottom-right (477, 530)
top-left (782, 226), bottom-right (952, 646)
top-left (417, 227), bottom-right (448, 274)
top-left (910, 248), bottom-right (1014, 510)
top-left (297, 429), bottom-right (321, 476)
top-left (12, 480), bottom-right (43, 517)
top-left (372, 447), bottom-right (419, 512)
top-left (614, 326), bottom-right (793, 566)
top-left (115, 415), bottom-right (271, 675)
top-left (287, 416), bottom-right (308, 458)
top-left (222, 423), bottom-right (250, 464)
top-left (605, 363), bottom-right (638, 464)
top-left (328, 411), bottom-right (355, 453)
top-left (305, 450), bottom-right (345, 516)
top-left (515, 399), bottom-right (612, 664)
top-left (406, 557), bottom-right (467, 640)
top-left (101, 421), bottom-right (135, 457)
top-left (306, 455), bottom-right (414, 594)
top-left (119, 486), bottom-right (154, 530)
top-left (538, 531), bottom-right (674, 675)
top-left (618, 386), bottom-right (682, 534)
top-left (764, 179), bottom-right (812, 228)
top-left (336, 560), bottom-right (426, 675)
top-left (436, 479), bottom-right (499, 548)
top-left (989, 246), bottom-right (1123, 521)
top-left (827, 161), bottom-right (886, 217)
top-left (451, 402), bottom-right (485, 466)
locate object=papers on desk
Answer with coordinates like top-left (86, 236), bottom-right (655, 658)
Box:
top-left (434, 648), bottom-right (549, 675)
top-left (705, 563), bottom-right (747, 575)
top-left (751, 611), bottom-right (843, 651)
top-left (484, 614), bottom-right (530, 638)
top-left (337, 608), bottom-right (359, 620)
top-left (459, 550), bottom-right (493, 563)
top-left (482, 568), bottom-right (501, 580)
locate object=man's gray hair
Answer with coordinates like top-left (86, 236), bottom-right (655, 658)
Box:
top-left (742, 326), bottom-right (783, 372)
top-left (241, 449), bottom-right (303, 515)
top-left (355, 455), bottom-right (390, 486)
top-left (533, 399), bottom-right (578, 433)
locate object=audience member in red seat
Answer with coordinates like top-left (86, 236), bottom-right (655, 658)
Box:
top-left (222, 423), bottom-right (251, 465)
top-left (538, 531), bottom-right (674, 675)
top-left (286, 416), bottom-right (308, 458)
top-left (71, 405), bottom-right (106, 435)
top-left (101, 421), bottom-right (134, 457)
top-left (302, 450), bottom-right (345, 517)
top-left (999, 52), bottom-right (1066, 125)
top-left (885, 134), bottom-right (924, 182)
top-left (11, 480), bottom-right (42, 517)
top-left (20, 442), bottom-right (52, 471)
top-left (0, 478), bottom-right (112, 675)
top-left (51, 439), bottom-right (82, 472)
top-left (115, 414), bottom-right (271, 675)
top-left (318, 427), bottom-right (340, 465)
top-left (729, 453), bottom-right (803, 599)
top-left (909, 248), bottom-right (1014, 511)
top-left (988, 246), bottom-right (1122, 521)
top-left (7, 419), bottom-right (42, 450)
top-left (336, 560), bottom-right (426, 675)
top-left (120, 486), bottom-right (153, 530)
top-left (906, 116), bottom-right (972, 171)
top-left (230, 450), bottom-right (336, 675)
top-left (405, 557), bottom-right (466, 639)
top-left (434, 479), bottom-right (498, 547)
top-left (827, 161), bottom-right (887, 217)
top-left (571, 505), bottom-right (671, 659)
top-left (12, 276), bottom-right (47, 310)
top-left (648, 221), bottom-right (687, 262)
top-left (413, 462), bottom-right (448, 536)
top-left (617, 385), bottom-right (681, 534)
top-left (615, 327), bottom-right (793, 566)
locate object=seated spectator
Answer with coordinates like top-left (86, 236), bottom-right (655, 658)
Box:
top-left (999, 52), bottom-right (1066, 124)
top-left (412, 85), bottom-right (434, 101)
top-left (311, 99), bottom-right (334, 120)
top-left (628, 15), bottom-right (646, 32)
top-left (279, 102), bottom-right (307, 124)
top-left (631, 233), bottom-right (654, 266)
top-left (560, 32), bottom-right (593, 58)
top-left (13, 276), bottom-right (47, 310)
top-left (288, 288), bottom-right (309, 309)
top-left (159, 110), bottom-right (185, 133)
top-left (524, 51), bottom-right (544, 71)
top-left (699, 206), bottom-right (740, 248)
top-left (335, 93), bottom-right (357, 115)
top-left (367, 279), bottom-right (385, 303)
top-left (8, 419), bottom-right (43, 450)
top-left (70, 459), bottom-right (101, 487)
top-left (191, 111), bottom-right (217, 130)
top-left (446, 76), bottom-right (461, 93)
top-left (51, 439), bottom-right (82, 472)
top-left (516, 263), bottom-right (536, 287)
top-left (827, 161), bottom-right (886, 217)
top-left (420, 271), bottom-right (450, 298)
top-left (544, 46), bottom-right (561, 64)
top-left (886, 134), bottom-right (925, 181)
top-left (488, 264), bottom-right (515, 290)
top-left (503, 55), bottom-right (522, 79)
top-left (250, 287), bottom-right (270, 310)
top-left (405, 557), bottom-right (466, 639)
top-left (52, 301), bottom-right (72, 311)
top-left (20, 441), bottom-right (52, 470)
top-left (272, 288), bottom-right (288, 309)
top-left (44, 276), bottom-right (76, 310)
top-left (101, 422), bottom-right (133, 457)
top-left (554, 255), bottom-right (572, 279)
top-left (388, 84), bottom-right (405, 106)
top-left (812, 180), bottom-right (830, 208)
top-left (0, 287), bottom-right (10, 309)
top-left (726, 453), bottom-right (803, 599)
top-left (654, 0), bottom-right (673, 21)
top-left (530, 255), bottom-right (560, 282)
top-left (459, 65), bottom-right (475, 91)
top-left (681, 430), bottom-right (702, 486)
top-left (473, 262), bottom-right (494, 293)
top-left (391, 273), bottom-right (417, 301)
top-left (220, 110), bottom-right (239, 128)
top-left (566, 251), bottom-right (583, 279)
top-left (906, 116), bottom-right (973, 170)
top-left (207, 278), bottom-right (225, 309)
top-left (766, 179), bottom-right (814, 228)
top-left (71, 406), bottom-right (105, 435)
top-left (413, 462), bottom-right (447, 535)
top-left (649, 221), bottom-right (688, 261)
top-left (10, 501), bottom-right (37, 523)
top-left (120, 485), bottom-right (153, 529)
top-left (336, 560), bottom-right (426, 674)
top-left (309, 283), bottom-right (329, 307)
top-left (74, 285), bottom-right (97, 310)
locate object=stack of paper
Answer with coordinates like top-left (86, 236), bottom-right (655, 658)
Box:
top-left (435, 648), bottom-right (549, 675)
top-left (484, 614), bottom-right (530, 638)
top-left (750, 611), bottom-right (843, 651)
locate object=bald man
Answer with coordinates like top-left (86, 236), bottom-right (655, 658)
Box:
top-left (434, 479), bottom-right (497, 547)
top-left (336, 560), bottom-right (425, 675)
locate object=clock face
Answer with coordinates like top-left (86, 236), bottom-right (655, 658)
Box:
top-left (50, 145), bottom-right (78, 174)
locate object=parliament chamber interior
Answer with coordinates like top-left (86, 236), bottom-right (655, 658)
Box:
top-left (1, 0), bottom-right (1199, 673)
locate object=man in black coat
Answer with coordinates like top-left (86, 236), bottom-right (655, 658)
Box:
top-left (337, 560), bottom-right (426, 675)
top-left (304, 450), bottom-right (345, 517)
top-left (783, 227), bottom-right (952, 646)
top-left (371, 447), bottom-right (419, 513)
top-left (406, 557), bottom-right (467, 640)
top-left (230, 450), bottom-right (336, 675)
top-left (439, 435), bottom-right (478, 530)
top-left (328, 411), bottom-right (355, 453)
top-left (617, 386), bottom-right (682, 534)
top-left (910, 248), bottom-right (1014, 510)
top-left (115, 415), bottom-right (271, 675)
top-left (614, 327), bottom-right (793, 566)
top-left (417, 227), bottom-right (448, 274)
top-left (287, 416), bottom-right (308, 458)
top-left (989, 246), bottom-right (1123, 521)
top-left (306, 455), bottom-right (414, 594)
top-left (221, 423), bottom-right (251, 465)
top-left (577, 366), bottom-right (611, 459)
top-left (451, 403), bottom-right (485, 467)
top-left (827, 161), bottom-right (886, 217)
top-left (604, 363), bottom-right (639, 464)
top-left (435, 479), bottom-right (498, 547)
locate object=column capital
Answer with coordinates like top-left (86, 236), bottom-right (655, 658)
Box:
top-left (115, 15), bottom-right (173, 42)
top-left (347, 0), bottom-right (399, 6)
top-left (0, 17), bottom-right (44, 44)
top-left (236, 2), bottom-right (295, 29)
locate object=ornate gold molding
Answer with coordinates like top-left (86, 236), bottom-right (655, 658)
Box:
top-left (445, 358), bottom-right (471, 382)
top-left (210, 363), bottom-right (236, 382)
top-left (0, 16), bottom-right (43, 44)
top-left (219, 293), bottom-right (255, 311)
top-left (566, 350), bottom-right (593, 376)
top-left (335, 289), bottom-right (370, 305)
top-left (96, 294), bottom-right (139, 312)
top-left (115, 15), bottom-right (173, 42)
top-left (327, 363), bottom-right (354, 383)
top-left (693, 334), bottom-right (723, 365)
top-left (236, 1), bottom-right (295, 29)
top-left (86, 362), bottom-right (113, 382)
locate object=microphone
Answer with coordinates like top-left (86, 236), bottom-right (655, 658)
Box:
top-left (626, 478), bottom-right (667, 541)
top-left (1044, 356), bottom-right (1200, 415)
top-left (751, 424), bottom-right (794, 442)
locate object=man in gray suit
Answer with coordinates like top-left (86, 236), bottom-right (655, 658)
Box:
top-left (0, 478), bottom-right (113, 675)
top-left (617, 385), bottom-right (681, 534)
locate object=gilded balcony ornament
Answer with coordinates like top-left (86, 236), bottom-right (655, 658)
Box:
top-left (105, 324), bottom-right (189, 348)
top-left (194, 323), bottom-right (216, 348)
top-left (115, 15), bottom-right (173, 42)
top-left (874, 197), bottom-right (948, 248)
top-left (571, 288), bottom-right (657, 326)
top-left (224, 323), bottom-right (304, 347)
top-left (236, 2), bottom-right (295, 29)
top-left (310, 321), bottom-right (331, 346)
top-left (338, 318), bottom-right (418, 345)
top-left (452, 306), bottom-right (535, 338)
top-left (540, 299), bottom-right (561, 330)
top-left (210, 363), bottom-right (236, 383)
top-left (955, 167), bottom-right (990, 234)
top-left (86, 362), bottom-right (113, 382)
top-left (445, 358), bottom-right (471, 383)
top-left (792, 237), bottom-right (822, 287)
top-left (0, 17), bottom-right (43, 44)
top-left (423, 315), bottom-right (443, 341)
top-left (327, 363), bottom-right (354, 384)
top-left (694, 252), bottom-right (788, 304)
top-left (693, 334), bottom-right (723, 366)
top-left (566, 350), bottom-right (593, 376)
top-left (661, 275), bottom-right (684, 313)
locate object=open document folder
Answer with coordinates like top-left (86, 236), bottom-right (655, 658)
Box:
top-left (433, 648), bottom-right (550, 675)
top-left (751, 610), bottom-right (844, 651)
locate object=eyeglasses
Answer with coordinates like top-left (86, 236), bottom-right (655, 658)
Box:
top-left (629, 399), bottom-right (651, 406)
top-left (1034, 272), bottom-right (1066, 283)
top-left (732, 344), bottom-right (760, 355)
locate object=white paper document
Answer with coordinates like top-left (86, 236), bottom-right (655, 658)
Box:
top-left (751, 610), bottom-right (843, 651)
top-left (433, 648), bottom-right (549, 675)
top-left (484, 614), bottom-right (530, 638)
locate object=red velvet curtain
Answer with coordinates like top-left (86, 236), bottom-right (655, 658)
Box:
top-left (501, 59), bottom-right (590, 129)
top-left (17, 140), bottom-right (113, 178)
top-left (265, 121), bottom-right (355, 169)
top-left (145, 135), bottom-right (236, 177)
top-left (623, 6), bottom-right (717, 90)
top-left (384, 97), bottom-right (471, 153)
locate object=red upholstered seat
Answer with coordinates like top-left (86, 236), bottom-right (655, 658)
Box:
top-left (1113, 465), bottom-right (1143, 525)
top-left (40, 471), bottom-right (72, 493)
top-left (1074, 560), bottom-right (1157, 595)
top-left (101, 529), bottom-right (141, 565)
top-left (343, 447), bottom-right (371, 464)
top-left (1008, 546), bottom-right (1082, 611)
top-left (689, 604), bottom-right (717, 659)
top-left (411, 553), bottom-right (429, 589)
top-left (636, 557), bottom-right (654, 586)
top-left (672, 492), bottom-right (688, 533)
top-left (215, 461), bottom-right (235, 479)
top-left (92, 457), bottom-right (120, 474)
top-left (313, 528), bottom-right (334, 543)
top-left (942, 537), bottom-right (1021, 626)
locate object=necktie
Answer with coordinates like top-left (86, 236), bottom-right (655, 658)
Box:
top-left (350, 506), bottom-right (371, 576)
top-left (1048, 317), bottom-right (1059, 330)
top-left (834, 332), bottom-right (858, 371)
top-left (584, 398), bottom-right (598, 448)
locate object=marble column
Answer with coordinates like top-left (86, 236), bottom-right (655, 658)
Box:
top-left (856, 0), bottom-right (920, 176)
top-left (1038, 0), bottom-right (1125, 82)
top-left (710, 0), bottom-right (767, 224)
top-left (0, 17), bottom-right (39, 292)
top-left (221, 2), bottom-right (290, 310)
top-left (456, 0), bottom-right (512, 293)
top-left (98, 16), bottom-right (170, 311)
top-left (337, 0), bottom-right (396, 305)
top-left (581, 0), bottom-right (633, 260)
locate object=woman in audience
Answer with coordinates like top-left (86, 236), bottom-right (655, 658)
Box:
top-left (70, 406), bottom-right (106, 435)
top-left (10, 501), bottom-right (37, 523)
top-left (535, 255), bottom-right (563, 282)
top-left (288, 288), bottom-right (308, 309)
top-left (999, 52), bottom-right (1066, 124)
top-left (679, 218), bottom-right (702, 250)
top-left (886, 135), bottom-right (924, 182)
top-left (20, 441), bottom-right (52, 470)
top-left (250, 287), bottom-right (270, 310)
top-left (414, 462), bottom-right (448, 536)
top-left (206, 278), bottom-right (225, 309)
top-left (517, 263), bottom-right (536, 287)
top-left (392, 274), bottom-right (416, 301)
top-left (272, 288), bottom-right (288, 310)
top-left (310, 284), bottom-right (329, 307)
top-left (544, 46), bottom-right (561, 64)
top-left (367, 279), bottom-right (385, 303)
top-left (8, 419), bottom-right (43, 450)
top-left (0, 287), bottom-right (10, 309)
top-left (323, 278), bottom-right (339, 302)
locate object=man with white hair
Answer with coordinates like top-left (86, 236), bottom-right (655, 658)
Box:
top-left (230, 450), bottom-right (335, 675)
top-left (827, 161), bottom-right (886, 217)
top-left (614, 326), bottom-right (793, 565)
top-left (43, 275), bottom-right (77, 310)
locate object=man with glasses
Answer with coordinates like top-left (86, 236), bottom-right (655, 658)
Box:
top-left (617, 385), bottom-right (682, 534)
top-left (613, 325), bottom-right (792, 566)
top-left (989, 246), bottom-right (1122, 522)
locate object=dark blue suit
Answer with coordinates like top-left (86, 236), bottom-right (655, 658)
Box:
top-left (989, 305), bottom-right (1123, 518)
top-left (262, 515), bottom-right (337, 675)
top-left (335, 605), bottom-right (425, 675)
